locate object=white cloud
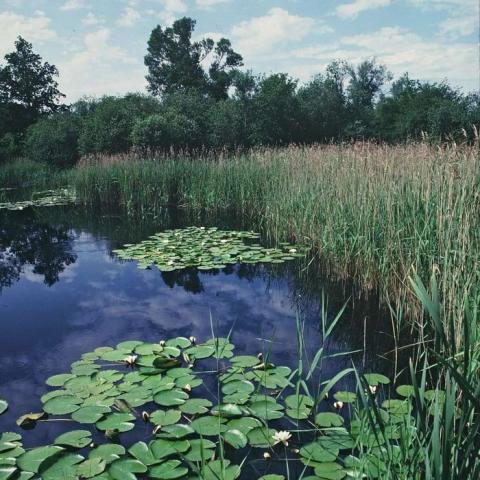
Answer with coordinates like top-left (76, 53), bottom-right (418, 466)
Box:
top-left (117, 6), bottom-right (141, 27)
top-left (0, 11), bottom-right (56, 57)
top-left (409, 0), bottom-right (477, 38)
top-left (60, 0), bottom-right (84, 11)
top-left (231, 8), bottom-right (325, 59)
top-left (154, 0), bottom-right (188, 24)
top-left (439, 15), bottom-right (476, 37)
top-left (82, 12), bottom-right (102, 26)
top-left (60, 28), bottom-right (145, 100)
top-left (291, 26), bottom-right (477, 90)
top-left (196, 0), bottom-right (231, 9)
top-left (335, 0), bottom-right (391, 19)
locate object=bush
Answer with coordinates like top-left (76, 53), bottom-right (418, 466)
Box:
top-left (78, 94), bottom-right (160, 155)
top-left (0, 133), bottom-right (21, 163)
top-left (132, 111), bottom-right (202, 152)
top-left (24, 113), bottom-right (80, 167)
top-left (131, 114), bottom-right (168, 151)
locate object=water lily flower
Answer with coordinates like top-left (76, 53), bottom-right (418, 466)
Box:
top-left (289, 248), bottom-right (297, 253)
top-left (167, 260), bottom-right (174, 266)
top-left (334, 401), bottom-right (344, 410)
top-left (220, 239), bottom-right (228, 243)
top-left (273, 430), bottom-right (292, 447)
top-left (183, 384), bottom-right (192, 393)
top-left (142, 411), bottom-right (150, 422)
top-left (263, 452), bottom-right (271, 460)
top-left (123, 354), bottom-right (138, 366)
top-left (369, 385), bottom-right (377, 395)
top-left (153, 425), bottom-right (161, 435)
top-left (189, 336), bottom-right (197, 345)
top-left (159, 340), bottom-right (166, 347)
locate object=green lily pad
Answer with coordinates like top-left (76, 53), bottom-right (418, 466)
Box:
top-left (77, 457), bottom-right (107, 478)
top-left (108, 458), bottom-right (147, 480)
top-left (96, 413), bottom-right (136, 433)
top-left (54, 430), bottom-right (92, 448)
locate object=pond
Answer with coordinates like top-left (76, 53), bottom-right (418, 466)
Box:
top-left (0, 206), bottom-right (406, 478)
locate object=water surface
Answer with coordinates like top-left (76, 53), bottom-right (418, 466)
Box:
top-left (0, 207), bottom-right (400, 446)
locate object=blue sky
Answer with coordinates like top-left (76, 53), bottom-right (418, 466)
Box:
top-left (0, 0), bottom-right (478, 101)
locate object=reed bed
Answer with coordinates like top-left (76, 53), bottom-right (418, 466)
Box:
top-left (1, 142), bottom-right (479, 348)
top-left (71, 143), bottom-right (480, 345)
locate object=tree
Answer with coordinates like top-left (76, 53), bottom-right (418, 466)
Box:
top-left (78, 94), bottom-right (160, 155)
top-left (375, 74), bottom-right (475, 142)
top-left (207, 38), bottom-right (243, 100)
top-left (298, 61), bottom-right (349, 141)
top-left (24, 113), bottom-right (80, 167)
top-left (251, 74), bottom-right (300, 145)
top-left (145, 17), bottom-right (242, 98)
top-left (346, 59), bottom-right (391, 137)
top-left (0, 36), bottom-right (65, 120)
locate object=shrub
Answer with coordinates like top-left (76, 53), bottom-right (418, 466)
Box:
top-left (0, 133), bottom-right (20, 163)
top-left (78, 94), bottom-right (160, 155)
top-left (131, 114), bottom-right (168, 151)
top-left (24, 113), bottom-right (80, 167)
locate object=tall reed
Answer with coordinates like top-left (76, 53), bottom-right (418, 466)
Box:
top-left (1, 142), bottom-right (479, 346)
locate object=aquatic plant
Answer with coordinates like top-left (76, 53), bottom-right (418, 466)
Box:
top-left (0, 333), bottom-right (462, 480)
top-left (0, 189), bottom-right (76, 211)
top-left (113, 227), bottom-right (307, 272)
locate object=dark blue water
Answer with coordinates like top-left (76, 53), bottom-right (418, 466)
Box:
top-left (0, 207), bottom-right (401, 448)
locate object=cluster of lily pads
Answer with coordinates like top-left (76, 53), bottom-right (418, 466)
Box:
top-left (0, 337), bottom-right (445, 480)
top-left (113, 227), bottom-right (308, 272)
top-left (0, 189), bottom-right (76, 211)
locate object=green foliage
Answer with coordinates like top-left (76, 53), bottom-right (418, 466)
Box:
top-left (145, 17), bottom-right (242, 99)
top-left (113, 226), bottom-right (307, 271)
top-left (25, 113), bottom-right (80, 167)
top-left (375, 75), bottom-right (479, 142)
top-left (0, 188), bottom-right (76, 210)
top-left (251, 73), bottom-right (300, 145)
top-left (78, 94), bottom-right (160, 155)
top-left (0, 36), bottom-right (64, 118)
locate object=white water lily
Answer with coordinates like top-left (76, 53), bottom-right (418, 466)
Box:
top-left (273, 430), bottom-right (292, 446)
top-left (334, 401), bottom-right (344, 410)
top-left (289, 248), bottom-right (297, 253)
top-left (369, 385), bottom-right (378, 395)
top-left (189, 336), bottom-right (197, 345)
top-left (123, 354), bottom-right (138, 366)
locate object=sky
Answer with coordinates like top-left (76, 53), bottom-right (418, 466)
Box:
top-left (0, 0), bottom-right (478, 101)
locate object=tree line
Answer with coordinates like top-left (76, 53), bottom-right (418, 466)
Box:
top-left (1, 17), bottom-right (478, 167)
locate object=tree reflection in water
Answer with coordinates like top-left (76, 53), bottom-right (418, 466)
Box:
top-left (0, 211), bottom-right (77, 291)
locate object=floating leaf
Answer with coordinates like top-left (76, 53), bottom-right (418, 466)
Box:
top-left (315, 412), bottom-right (344, 427)
top-left (191, 416), bottom-right (227, 436)
top-left (363, 374), bottom-right (390, 386)
top-left (96, 413), bottom-right (135, 433)
top-left (149, 459), bottom-right (188, 479)
top-left (108, 458), bottom-right (147, 480)
top-left (17, 446), bottom-right (64, 473)
top-left (180, 398), bottom-right (212, 415)
top-left (43, 395), bottom-right (82, 415)
top-left (333, 392), bottom-right (357, 404)
top-left (154, 389), bottom-right (189, 407)
top-left (224, 429), bottom-right (247, 449)
top-left (54, 430), bottom-right (92, 448)
top-left (77, 457), bottom-right (106, 478)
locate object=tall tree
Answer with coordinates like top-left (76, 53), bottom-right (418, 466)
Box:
top-left (346, 59), bottom-right (391, 137)
top-left (145, 17), bottom-right (242, 98)
top-left (0, 36), bottom-right (65, 119)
